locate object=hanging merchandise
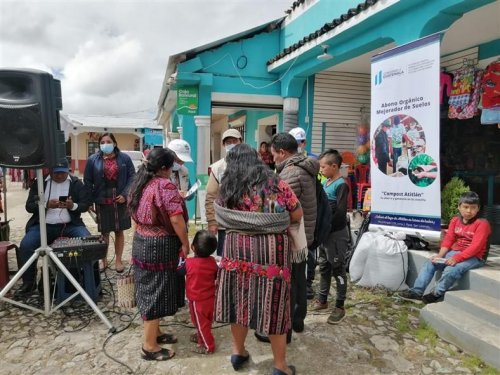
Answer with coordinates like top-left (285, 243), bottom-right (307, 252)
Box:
top-left (454, 69), bottom-right (483, 120)
top-left (440, 69), bottom-right (454, 118)
top-left (480, 61), bottom-right (500, 125)
top-left (448, 65), bottom-right (475, 118)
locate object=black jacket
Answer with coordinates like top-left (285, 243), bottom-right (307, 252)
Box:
top-left (25, 175), bottom-right (92, 230)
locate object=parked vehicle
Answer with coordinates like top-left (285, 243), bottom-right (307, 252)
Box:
top-left (121, 150), bottom-right (145, 172)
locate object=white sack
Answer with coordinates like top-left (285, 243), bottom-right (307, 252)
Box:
top-left (349, 231), bottom-right (381, 281)
top-left (357, 232), bottom-right (409, 291)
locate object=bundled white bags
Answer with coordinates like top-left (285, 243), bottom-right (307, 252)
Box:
top-left (349, 230), bottom-right (408, 291)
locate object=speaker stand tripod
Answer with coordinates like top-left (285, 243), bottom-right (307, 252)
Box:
top-left (0, 169), bottom-right (115, 333)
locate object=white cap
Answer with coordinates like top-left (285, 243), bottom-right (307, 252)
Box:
top-left (289, 127), bottom-right (306, 141)
top-left (222, 128), bottom-right (242, 143)
top-left (167, 139), bottom-right (193, 163)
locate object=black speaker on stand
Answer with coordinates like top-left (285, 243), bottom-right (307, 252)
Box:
top-left (0, 68), bottom-right (66, 168)
top-left (0, 69), bottom-right (115, 331)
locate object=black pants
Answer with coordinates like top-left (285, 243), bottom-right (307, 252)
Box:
top-left (216, 229), bottom-right (226, 256)
top-left (317, 228), bottom-right (349, 304)
top-left (290, 260), bottom-right (307, 326)
top-left (306, 247), bottom-right (317, 287)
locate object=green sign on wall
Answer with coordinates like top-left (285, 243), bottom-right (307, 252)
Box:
top-left (177, 86), bottom-right (198, 115)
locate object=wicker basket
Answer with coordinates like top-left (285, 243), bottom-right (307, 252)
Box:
top-left (116, 274), bottom-right (136, 308)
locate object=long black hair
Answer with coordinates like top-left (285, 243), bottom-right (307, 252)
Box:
top-left (219, 143), bottom-right (279, 209)
top-left (128, 147), bottom-right (175, 213)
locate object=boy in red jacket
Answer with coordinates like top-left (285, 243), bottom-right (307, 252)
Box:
top-left (402, 191), bottom-right (491, 303)
top-left (186, 230), bottom-right (218, 354)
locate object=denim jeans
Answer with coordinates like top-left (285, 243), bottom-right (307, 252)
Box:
top-left (19, 223), bottom-right (90, 285)
top-left (392, 147), bottom-right (402, 170)
top-left (410, 250), bottom-right (484, 296)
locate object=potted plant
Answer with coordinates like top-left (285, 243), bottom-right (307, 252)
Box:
top-left (441, 177), bottom-right (470, 227)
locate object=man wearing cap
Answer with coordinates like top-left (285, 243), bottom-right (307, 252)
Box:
top-left (289, 127), bottom-right (317, 159)
top-left (205, 128), bottom-right (242, 256)
top-left (15, 161), bottom-right (92, 296)
top-left (167, 139), bottom-right (193, 199)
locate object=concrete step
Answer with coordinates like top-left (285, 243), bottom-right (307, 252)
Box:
top-left (457, 259), bottom-right (500, 299)
top-left (407, 250), bottom-right (500, 299)
top-left (421, 302), bottom-right (500, 369)
top-left (444, 290), bottom-right (500, 328)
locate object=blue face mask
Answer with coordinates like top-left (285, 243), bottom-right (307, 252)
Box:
top-left (100, 144), bottom-right (114, 154)
top-left (172, 162), bottom-right (181, 171)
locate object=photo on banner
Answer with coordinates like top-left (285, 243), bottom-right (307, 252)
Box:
top-left (369, 33), bottom-right (442, 240)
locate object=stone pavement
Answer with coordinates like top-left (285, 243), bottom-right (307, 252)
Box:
top-left (0, 178), bottom-right (497, 375)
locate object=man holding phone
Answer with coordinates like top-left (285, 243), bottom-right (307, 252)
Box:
top-left (16, 160), bottom-right (93, 296)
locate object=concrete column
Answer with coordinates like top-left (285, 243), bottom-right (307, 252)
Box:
top-left (73, 133), bottom-right (79, 173)
top-left (283, 97), bottom-right (299, 132)
top-left (194, 115), bottom-right (211, 175)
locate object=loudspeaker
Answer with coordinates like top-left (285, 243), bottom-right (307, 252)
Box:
top-left (0, 68), bottom-right (66, 168)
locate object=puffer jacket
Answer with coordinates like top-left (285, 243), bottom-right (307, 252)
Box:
top-left (276, 153), bottom-right (319, 247)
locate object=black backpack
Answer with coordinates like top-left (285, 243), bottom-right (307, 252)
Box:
top-left (311, 179), bottom-right (332, 248)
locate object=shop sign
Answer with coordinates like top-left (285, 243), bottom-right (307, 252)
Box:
top-left (177, 86), bottom-right (198, 115)
top-left (370, 33), bottom-right (442, 239)
top-left (144, 128), bottom-right (163, 145)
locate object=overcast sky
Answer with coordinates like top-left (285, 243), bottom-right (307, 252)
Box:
top-left (0, 0), bottom-right (289, 116)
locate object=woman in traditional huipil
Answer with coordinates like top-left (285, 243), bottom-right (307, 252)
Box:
top-left (128, 148), bottom-right (189, 361)
top-left (214, 144), bottom-right (302, 375)
top-left (84, 133), bottom-right (135, 272)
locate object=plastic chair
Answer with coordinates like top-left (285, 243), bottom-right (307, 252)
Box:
top-left (0, 241), bottom-right (19, 290)
top-left (341, 151), bottom-right (357, 174)
top-left (355, 164), bottom-right (371, 209)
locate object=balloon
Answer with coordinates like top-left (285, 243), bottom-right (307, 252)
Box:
top-left (357, 153), bottom-right (369, 164)
top-left (357, 145), bottom-right (368, 155)
top-left (357, 126), bottom-right (368, 136)
top-left (357, 134), bottom-right (368, 145)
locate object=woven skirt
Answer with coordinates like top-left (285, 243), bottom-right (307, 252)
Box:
top-left (132, 233), bottom-right (180, 320)
top-left (214, 232), bottom-right (291, 335)
top-left (97, 202), bottom-right (131, 233)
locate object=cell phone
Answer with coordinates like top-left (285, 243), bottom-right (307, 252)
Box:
top-left (59, 196), bottom-right (68, 202)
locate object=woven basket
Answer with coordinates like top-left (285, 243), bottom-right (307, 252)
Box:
top-left (116, 274), bottom-right (136, 308)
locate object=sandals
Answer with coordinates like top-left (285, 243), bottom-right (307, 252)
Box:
top-left (190, 332), bottom-right (198, 343)
top-left (115, 265), bottom-right (125, 273)
top-left (272, 365), bottom-right (296, 375)
top-left (141, 347), bottom-right (175, 361)
top-left (230, 351), bottom-right (250, 371)
top-left (156, 333), bottom-right (178, 344)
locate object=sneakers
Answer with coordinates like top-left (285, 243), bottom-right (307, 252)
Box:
top-left (327, 307), bottom-right (346, 325)
top-left (15, 282), bottom-right (37, 297)
top-left (397, 290), bottom-right (423, 303)
top-left (311, 300), bottom-right (328, 311)
top-left (422, 293), bottom-right (442, 304)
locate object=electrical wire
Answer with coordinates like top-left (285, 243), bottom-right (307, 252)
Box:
top-left (200, 53), bottom-right (300, 90)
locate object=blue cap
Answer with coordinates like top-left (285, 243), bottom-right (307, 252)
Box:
top-left (53, 160), bottom-right (69, 173)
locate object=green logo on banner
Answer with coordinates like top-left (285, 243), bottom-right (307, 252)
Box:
top-left (177, 86), bottom-right (198, 115)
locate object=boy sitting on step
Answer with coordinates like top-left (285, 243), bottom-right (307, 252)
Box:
top-left (401, 191), bottom-right (491, 304)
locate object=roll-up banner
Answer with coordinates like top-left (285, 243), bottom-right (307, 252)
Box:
top-left (370, 33), bottom-right (441, 240)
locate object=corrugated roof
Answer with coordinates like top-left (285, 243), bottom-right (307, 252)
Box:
top-left (267, 0), bottom-right (379, 65)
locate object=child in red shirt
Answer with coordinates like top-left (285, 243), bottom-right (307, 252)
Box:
top-left (402, 191), bottom-right (491, 304)
top-left (186, 230), bottom-right (218, 354)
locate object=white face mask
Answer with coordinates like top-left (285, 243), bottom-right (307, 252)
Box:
top-left (225, 144), bottom-right (236, 153)
top-left (297, 147), bottom-right (303, 154)
top-left (172, 162), bottom-right (181, 171)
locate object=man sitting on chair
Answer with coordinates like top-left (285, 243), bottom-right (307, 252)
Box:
top-left (16, 160), bottom-right (92, 296)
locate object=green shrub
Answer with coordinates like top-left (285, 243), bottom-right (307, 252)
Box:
top-left (441, 177), bottom-right (469, 225)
